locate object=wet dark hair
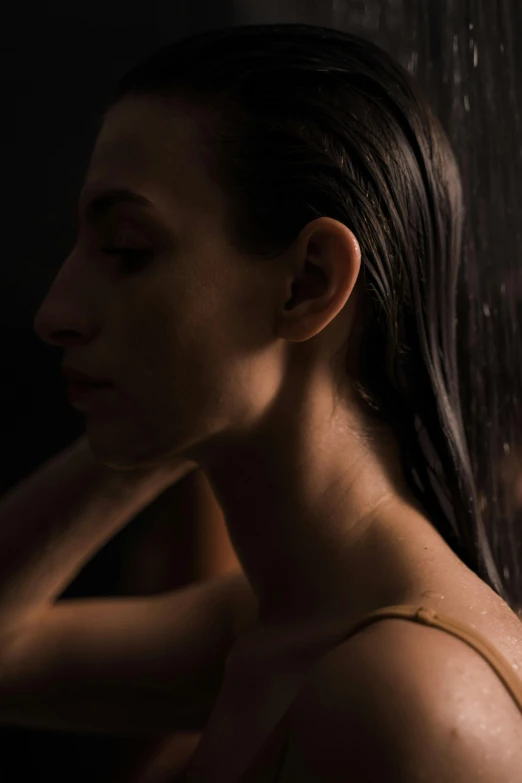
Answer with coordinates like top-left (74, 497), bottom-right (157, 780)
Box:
top-left (108, 23), bottom-right (520, 613)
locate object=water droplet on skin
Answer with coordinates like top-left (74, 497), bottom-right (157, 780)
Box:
top-left (483, 303), bottom-right (491, 317)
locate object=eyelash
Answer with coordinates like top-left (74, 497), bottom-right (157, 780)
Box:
top-left (102, 247), bottom-right (154, 273)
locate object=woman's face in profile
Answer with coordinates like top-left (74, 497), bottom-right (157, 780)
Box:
top-left (34, 96), bottom-right (285, 469)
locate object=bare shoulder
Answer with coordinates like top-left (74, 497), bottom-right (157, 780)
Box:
top-left (279, 615), bottom-right (522, 782)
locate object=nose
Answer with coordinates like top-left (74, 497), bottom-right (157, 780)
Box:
top-left (33, 307), bottom-right (96, 348)
top-left (33, 259), bottom-right (98, 348)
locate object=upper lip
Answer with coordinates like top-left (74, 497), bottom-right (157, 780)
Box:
top-left (62, 364), bottom-right (112, 385)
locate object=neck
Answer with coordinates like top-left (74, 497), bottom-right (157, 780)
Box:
top-left (201, 394), bottom-right (432, 627)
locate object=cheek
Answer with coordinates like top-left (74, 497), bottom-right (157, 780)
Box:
top-left (113, 263), bottom-right (273, 440)
top-left (121, 292), bottom-right (225, 413)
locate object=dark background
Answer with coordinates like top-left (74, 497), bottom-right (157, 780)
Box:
top-left (1, 1), bottom-right (521, 780)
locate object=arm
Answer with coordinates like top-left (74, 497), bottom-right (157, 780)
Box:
top-left (0, 437), bottom-right (257, 735)
top-left (0, 435), bottom-right (196, 643)
top-left (0, 570), bottom-right (255, 736)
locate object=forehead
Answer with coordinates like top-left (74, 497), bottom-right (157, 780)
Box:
top-left (84, 96), bottom-right (224, 218)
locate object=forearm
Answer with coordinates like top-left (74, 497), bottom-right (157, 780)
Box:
top-left (0, 437), bottom-right (195, 639)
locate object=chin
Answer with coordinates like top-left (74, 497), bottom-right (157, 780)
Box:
top-left (86, 417), bottom-right (196, 471)
top-left (84, 416), bottom-right (174, 471)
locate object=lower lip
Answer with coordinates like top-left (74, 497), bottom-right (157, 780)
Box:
top-left (66, 382), bottom-right (115, 412)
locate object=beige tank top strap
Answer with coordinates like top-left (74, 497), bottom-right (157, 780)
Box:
top-left (345, 604), bottom-right (522, 712)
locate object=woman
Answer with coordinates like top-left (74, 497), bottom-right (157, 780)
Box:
top-left (1, 23), bottom-right (521, 782)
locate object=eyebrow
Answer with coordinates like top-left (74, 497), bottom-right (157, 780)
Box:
top-left (80, 188), bottom-right (156, 222)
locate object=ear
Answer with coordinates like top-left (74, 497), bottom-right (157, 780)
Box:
top-left (275, 218), bottom-right (361, 343)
